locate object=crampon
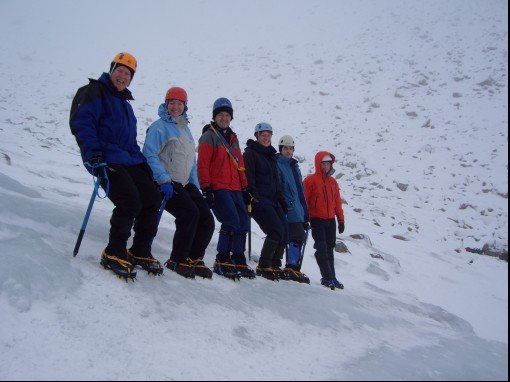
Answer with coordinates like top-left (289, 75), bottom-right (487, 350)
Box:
top-left (127, 250), bottom-right (163, 276)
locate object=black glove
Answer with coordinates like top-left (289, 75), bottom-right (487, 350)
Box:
top-left (171, 181), bottom-right (184, 195)
top-left (88, 155), bottom-right (107, 176)
top-left (202, 188), bottom-right (215, 209)
top-left (242, 189), bottom-right (253, 205)
top-left (338, 221), bottom-right (345, 234)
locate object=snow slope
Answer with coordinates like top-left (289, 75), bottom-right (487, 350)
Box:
top-left (0, 0), bottom-right (507, 380)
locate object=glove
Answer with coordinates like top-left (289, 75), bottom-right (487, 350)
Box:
top-left (88, 155), bottom-right (107, 176)
top-left (202, 188), bottom-right (215, 209)
top-left (338, 221), bottom-right (345, 234)
top-left (160, 183), bottom-right (174, 200)
top-left (242, 189), bottom-right (253, 205)
top-left (303, 221), bottom-right (310, 230)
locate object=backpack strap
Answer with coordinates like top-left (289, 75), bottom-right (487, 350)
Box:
top-left (209, 125), bottom-right (245, 172)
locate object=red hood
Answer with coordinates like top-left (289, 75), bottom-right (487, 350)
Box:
top-left (314, 151), bottom-right (336, 174)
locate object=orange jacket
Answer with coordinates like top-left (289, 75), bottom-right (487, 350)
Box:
top-left (197, 124), bottom-right (248, 191)
top-left (303, 151), bottom-right (345, 222)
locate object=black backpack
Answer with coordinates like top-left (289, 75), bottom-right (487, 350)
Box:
top-left (69, 84), bottom-right (89, 124)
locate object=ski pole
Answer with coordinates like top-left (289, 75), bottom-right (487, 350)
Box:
top-left (73, 174), bottom-right (103, 257)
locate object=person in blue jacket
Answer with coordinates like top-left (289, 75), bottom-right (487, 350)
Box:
top-left (143, 87), bottom-right (215, 279)
top-left (70, 52), bottom-right (163, 280)
top-left (276, 135), bottom-right (310, 284)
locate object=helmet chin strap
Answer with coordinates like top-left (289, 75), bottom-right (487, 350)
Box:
top-left (109, 63), bottom-right (118, 76)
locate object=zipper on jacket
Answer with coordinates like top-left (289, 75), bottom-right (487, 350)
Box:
top-left (323, 183), bottom-right (330, 217)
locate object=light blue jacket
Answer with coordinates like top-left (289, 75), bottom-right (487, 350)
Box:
top-left (276, 154), bottom-right (308, 223)
top-left (143, 104), bottom-right (199, 188)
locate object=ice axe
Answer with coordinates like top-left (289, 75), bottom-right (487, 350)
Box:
top-left (298, 226), bottom-right (310, 268)
top-left (156, 191), bottom-right (172, 225)
top-left (73, 167), bottom-right (108, 257)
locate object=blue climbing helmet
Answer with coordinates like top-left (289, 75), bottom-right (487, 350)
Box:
top-left (212, 97), bottom-right (233, 120)
top-left (254, 122), bottom-right (273, 137)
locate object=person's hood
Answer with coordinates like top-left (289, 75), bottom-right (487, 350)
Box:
top-left (158, 103), bottom-right (189, 124)
top-left (314, 151), bottom-right (336, 177)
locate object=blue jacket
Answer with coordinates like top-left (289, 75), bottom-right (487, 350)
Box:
top-left (70, 73), bottom-right (146, 174)
top-left (142, 104), bottom-right (199, 188)
top-left (277, 154), bottom-right (308, 223)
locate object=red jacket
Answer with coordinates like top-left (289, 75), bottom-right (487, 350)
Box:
top-left (197, 124), bottom-right (248, 191)
top-left (303, 151), bottom-right (345, 222)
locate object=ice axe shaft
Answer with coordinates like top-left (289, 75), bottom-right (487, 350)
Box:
top-left (298, 227), bottom-right (310, 268)
top-left (73, 175), bottom-right (102, 257)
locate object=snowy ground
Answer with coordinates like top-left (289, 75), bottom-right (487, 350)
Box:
top-left (0, 0), bottom-right (508, 380)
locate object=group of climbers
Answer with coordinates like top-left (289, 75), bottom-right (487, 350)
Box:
top-left (70, 52), bottom-right (346, 289)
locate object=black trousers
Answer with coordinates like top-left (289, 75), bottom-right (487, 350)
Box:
top-left (103, 163), bottom-right (161, 257)
top-left (310, 218), bottom-right (337, 279)
top-left (288, 222), bottom-right (306, 245)
top-left (252, 202), bottom-right (288, 245)
top-left (164, 183), bottom-right (215, 263)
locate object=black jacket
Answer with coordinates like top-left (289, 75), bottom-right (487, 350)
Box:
top-left (243, 139), bottom-right (286, 210)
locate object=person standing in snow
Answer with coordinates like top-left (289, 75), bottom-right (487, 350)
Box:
top-left (197, 97), bottom-right (256, 280)
top-left (70, 52), bottom-right (163, 280)
top-left (276, 135), bottom-right (310, 284)
top-left (143, 87), bottom-right (215, 279)
top-left (243, 123), bottom-right (289, 281)
top-left (303, 151), bottom-right (345, 290)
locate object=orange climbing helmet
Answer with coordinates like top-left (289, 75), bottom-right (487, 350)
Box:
top-left (165, 87), bottom-right (188, 104)
top-left (110, 52), bottom-right (137, 77)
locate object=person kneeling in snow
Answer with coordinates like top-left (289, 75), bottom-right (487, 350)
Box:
top-left (303, 152), bottom-right (345, 290)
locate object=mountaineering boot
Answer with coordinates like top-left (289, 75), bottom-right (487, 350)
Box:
top-left (255, 266), bottom-right (278, 281)
top-left (272, 245), bottom-right (287, 280)
top-left (127, 249), bottom-right (163, 276)
top-left (213, 260), bottom-right (241, 280)
top-left (235, 263), bottom-right (257, 279)
top-left (284, 243), bottom-right (309, 283)
top-left (321, 278), bottom-right (336, 290)
top-left (231, 253), bottom-right (256, 279)
top-left (283, 265), bottom-right (310, 284)
top-left (100, 250), bottom-right (137, 281)
top-left (256, 237), bottom-right (279, 281)
top-left (165, 258), bottom-right (195, 279)
top-left (332, 278), bottom-right (344, 289)
top-left (193, 258), bottom-right (213, 279)
top-left (271, 266), bottom-right (286, 280)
